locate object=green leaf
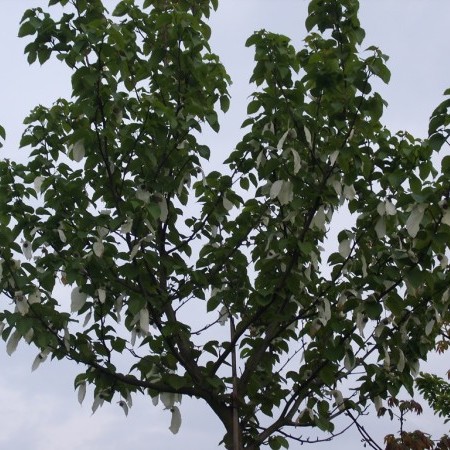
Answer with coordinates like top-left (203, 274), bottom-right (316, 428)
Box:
top-left (385, 293), bottom-right (405, 316)
top-left (112, 1), bottom-right (129, 17)
top-left (18, 20), bottom-right (36, 38)
top-left (441, 155), bottom-right (450, 173)
top-left (220, 95), bottom-right (230, 113)
top-left (429, 133), bottom-right (446, 151)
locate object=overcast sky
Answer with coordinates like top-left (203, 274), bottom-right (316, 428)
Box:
top-left (0, 1), bottom-right (449, 449)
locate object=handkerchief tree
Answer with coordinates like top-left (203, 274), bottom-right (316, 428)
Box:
top-left (0, 0), bottom-right (449, 449)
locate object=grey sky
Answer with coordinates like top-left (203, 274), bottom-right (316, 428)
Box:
top-left (0, 1), bottom-right (449, 449)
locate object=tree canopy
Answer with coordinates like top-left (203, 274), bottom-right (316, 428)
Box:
top-left (0, 0), bottom-right (449, 449)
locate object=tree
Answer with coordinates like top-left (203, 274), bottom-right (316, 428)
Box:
top-left (0, 0), bottom-right (449, 449)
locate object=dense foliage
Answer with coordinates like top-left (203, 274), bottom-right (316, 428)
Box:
top-left (0, 1), bottom-right (449, 448)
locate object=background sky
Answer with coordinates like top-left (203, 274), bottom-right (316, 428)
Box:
top-left (0, 1), bottom-right (450, 449)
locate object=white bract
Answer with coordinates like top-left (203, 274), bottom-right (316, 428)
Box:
top-left (6, 330), bottom-right (21, 356)
top-left (28, 290), bottom-right (41, 305)
top-left (78, 382), bottom-right (87, 405)
top-left (223, 195), bottom-right (233, 211)
top-left (169, 406), bottom-right (182, 434)
top-left (92, 395), bottom-right (105, 414)
top-left (218, 305), bottom-right (229, 326)
top-left (21, 240), bottom-right (32, 260)
top-left (33, 176), bottom-right (44, 193)
top-left (136, 187), bottom-right (151, 203)
top-left (343, 185), bottom-right (356, 200)
top-left (375, 216), bottom-right (386, 239)
top-left (93, 239), bottom-right (104, 257)
top-left (331, 390), bottom-right (345, 411)
top-left (311, 206), bottom-right (326, 231)
top-left (139, 307), bottom-right (150, 335)
top-left (31, 348), bottom-right (50, 372)
top-left (397, 349), bottom-right (405, 372)
top-left (405, 204), bottom-right (427, 238)
top-left (70, 140), bottom-right (85, 162)
top-left (338, 239), bottom-right (351, 259)
top-left (290, 148), bottom-right (301, 174)
top-left (121, 218), bottom-right (133, 234)
top-left (304, 126), bottom-right (312, 148)
top-left (118, 400), bottom-right (129, 416)
top-left (270, 180), bottom-right (293, 205)
top-left (277, 129), bottom-right (290, 150)
top-left (159, 196), bottom-right (168, 221)
top-left (15, 291), bottom-right (29, 315)
top-left (96, 288), bottom-right (106, 304)
top-left (71, 287), bottom-right (87, 312)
